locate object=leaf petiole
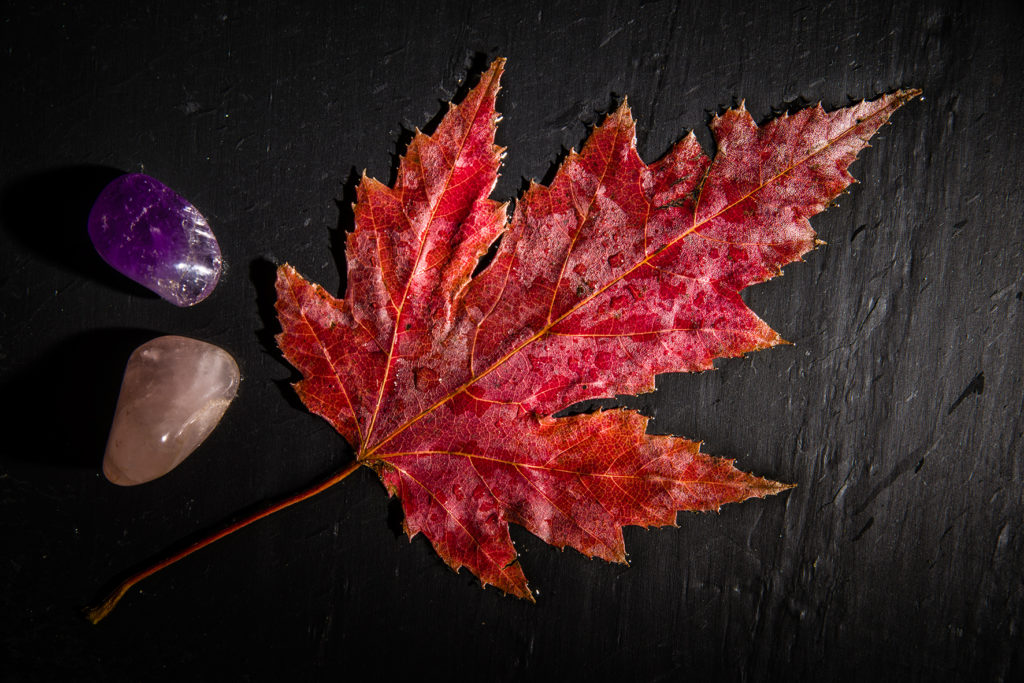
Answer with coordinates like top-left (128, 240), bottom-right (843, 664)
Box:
top-left (85, 460), bottom-right (361, 624)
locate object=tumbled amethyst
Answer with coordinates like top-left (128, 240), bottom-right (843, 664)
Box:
top-left (88, 173), bottom-right (222, 306)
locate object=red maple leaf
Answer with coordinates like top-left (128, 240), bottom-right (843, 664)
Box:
top-left (273, 59), bottom-right (918, 599)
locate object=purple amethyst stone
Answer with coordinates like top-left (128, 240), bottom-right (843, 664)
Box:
top-left (88, 174), bottom-right (222, 306)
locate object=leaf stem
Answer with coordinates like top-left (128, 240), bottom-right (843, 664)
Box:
top-left (85, 460), bottom-right (362, 624)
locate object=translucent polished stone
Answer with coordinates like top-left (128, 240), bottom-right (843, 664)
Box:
top-left (102, 336), bottom-right (240, 486)
top-left (88, 173), bottom-right (222, 306)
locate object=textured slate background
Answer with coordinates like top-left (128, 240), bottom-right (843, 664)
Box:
top-left (2, 0), bottom-right (1022, 680)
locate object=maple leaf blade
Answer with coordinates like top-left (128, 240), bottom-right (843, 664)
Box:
top-left (694, 91), bottom-right (920, 289)
top-left (276, 264), bottom-right (376, 448)
top-left (461, 91), bottom-right (918, 418)
top-left (375, 406), bottom-right (790, 589)
top-left (377, 455), bottom-right (533, 600)
top-left (346, 59), bottom-right (508, 451)
top-left (275, 58), bottom-right (918, 599)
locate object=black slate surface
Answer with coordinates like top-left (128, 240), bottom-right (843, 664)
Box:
top-left (2, 1), bottom-right (1022, 680)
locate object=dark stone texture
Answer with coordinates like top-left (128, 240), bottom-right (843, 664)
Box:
top-left (1, 1), bottom-right (1021, 681)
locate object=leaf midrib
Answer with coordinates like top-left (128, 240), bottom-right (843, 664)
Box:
top-left (379, 449), bottom-right (756, 487)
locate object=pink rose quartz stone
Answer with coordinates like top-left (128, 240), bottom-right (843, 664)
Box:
top-left (102, 335), bottom-right (240, 486)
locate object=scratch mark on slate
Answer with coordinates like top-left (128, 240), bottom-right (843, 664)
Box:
top-left (852, 438), bottom-right (942, 516)
top-left (600, 27), bottom-right (623, 47)
top-left (852, 517), bottom-right (875, 542)
top-left (948, 371), bottom-right (985, 414)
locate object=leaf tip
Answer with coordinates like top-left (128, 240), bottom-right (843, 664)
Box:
top-left (275, 261), bottom-right (297, 283)
top-left (611, 98), bottom-right (634, 127)
top-left (759, 477), bottom-right (796, 496)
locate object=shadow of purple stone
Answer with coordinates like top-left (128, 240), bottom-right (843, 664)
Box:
top-left (0, 166), bottom-right (158, 299)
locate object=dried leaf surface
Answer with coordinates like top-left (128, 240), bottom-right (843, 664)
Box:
top-left (276, 59), bottom-right (917, 598)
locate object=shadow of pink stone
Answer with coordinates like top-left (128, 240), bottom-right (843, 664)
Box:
top-left (88, 174), bottom-right (222, 306)
top-left (103, 336), bottom-right (240, 486)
